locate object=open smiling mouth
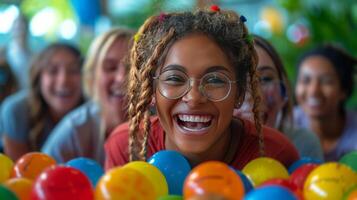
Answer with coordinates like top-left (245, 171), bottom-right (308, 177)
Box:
top-left (175, 114), bottom-right (213, 133)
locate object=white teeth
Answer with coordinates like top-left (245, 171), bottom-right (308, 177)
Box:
top-left (110, 87), bottom-right (125, 96)
top-left (178, 114), bottom-right (211, 123)
top-left (307, 98), bottom-right (321, 106)
top-left (182, 126), bottom-right (209, 132)
top-left (56, 90), bottom-right (71, 97)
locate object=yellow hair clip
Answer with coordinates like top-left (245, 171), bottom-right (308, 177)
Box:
top-left (134, 32), bottom-right (141, 42)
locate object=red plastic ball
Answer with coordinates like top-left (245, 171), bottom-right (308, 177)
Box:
top-left (289, 163), bottom-right (318, 190)
top-left (260, 178), bottom-right (303, 199)
top-left (31, 165), bottom-right (93, 200)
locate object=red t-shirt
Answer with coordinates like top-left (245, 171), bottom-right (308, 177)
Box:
top-left (105, 116), bottom-right (299, 171)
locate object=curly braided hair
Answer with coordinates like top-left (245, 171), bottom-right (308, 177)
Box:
top-left (128, 8), bottom-right (264, 161)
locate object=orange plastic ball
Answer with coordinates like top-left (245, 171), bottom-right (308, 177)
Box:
top-left (13, 152), bottom-right (56, 180)
top-left (183, 161), bottom-right (244, 200)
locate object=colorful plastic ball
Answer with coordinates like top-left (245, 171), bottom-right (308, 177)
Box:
top-left (158, 195), bottom-right (183, 200)
top-left (244, 185), bottom-right (297, 200)
top-left (31, 165), bottom-right (93, 200)
top-left (0, 185), bottom-right (19, 200)
top-left (304, 162), bottom-right (357, 200)
top-left (289, 163), bottom-right (318, 190)
top-left (0, 153), bottom-right (14, 183)
top-left (124, 161), bottom-right (168, 197)
top-left (260, 178), bottom-right (302, 199)
top-left (235, 169), bottom-right (254, 193)
top-left (148, 150), bottom-right (191, 195)
top-left (288, 157), bottom-right (322, 174)
top-left (95, 167), bottom-right (156, 200)
top-left (186, 193), bottom-right (226, 200)
top-left (66, 157), bottom-right (104, 187)
top-left (4, 178), bottom-right (32, 200)
top-left (242, 157), bottom-right (289, 187)
top-left (344, 185), bottom-right (357, 200)
top-left (184, 161), bottom-right (244, 200)
top-left (13, 152), bottom-right (56, 180)
top-left (340, 151), bottom-right (357, 172)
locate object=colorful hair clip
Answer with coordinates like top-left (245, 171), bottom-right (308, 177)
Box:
top-left (240, 15), bottom-right (247, 23)
top-left (158, 12), bottom-right (168, 22)
top-left (134, 32), bottom-right (141, 42)
top-left (210, 5), bottom-right (220, 12)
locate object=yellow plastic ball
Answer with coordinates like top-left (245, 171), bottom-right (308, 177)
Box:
top-left (304, 162), bottom-right (357, 200)
top-left (95, 167), bottom-right (156, 200)
top-left (0, 153), bottom-right (14, 183)
top-left (123, 161), bottom-right (168, 197)
top-left (242, 157), bottom-right (289, 187)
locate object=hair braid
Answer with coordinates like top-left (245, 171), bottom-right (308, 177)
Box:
top-left (248, 42), bottom-right (265, 157)
top-left (127, 16), bottom-right (160, 161)
top-left (128, 19), bottom-right (176, 161)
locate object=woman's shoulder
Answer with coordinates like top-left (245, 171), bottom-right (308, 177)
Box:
top-left (1, 90), bottom-right (29, 113)
top-left (238, 118), bottom-right (297, 150)
top-left (341, 110), bottom-right (357, 139)
top-left (232, 118), bottom-right (299, 168)
top-left (292, 106), bottom-right (309, 128)
top-left (61, 101), bottom-right (100, 127)
top-left (107, 116), bottom-right (161, 143)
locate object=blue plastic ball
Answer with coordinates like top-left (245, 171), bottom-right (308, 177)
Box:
top-left (235, 169), bottom-right (254, 193)
top-left (148, 150), bottom-right (191, 195)
top-left (244, 185), bottom-right (297, 200)
top-left (66, 157), bottom-right (104, 187)
top-left (288, 157), bottom-right (322, 174)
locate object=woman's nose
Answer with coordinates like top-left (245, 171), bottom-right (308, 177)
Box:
top-left (114, 66), bottom-right (126, 83)
top-left (181, 80), bottom-right (207, 106)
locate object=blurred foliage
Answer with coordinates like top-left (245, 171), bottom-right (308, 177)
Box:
top-left (20, 0), bottom-right (74, 20)
top-left (111, 0), bottom-right (165, 29)
top-left (272, 0), bottom-right (357, 108)
top-left (110, 0), bottom-right (195, 29)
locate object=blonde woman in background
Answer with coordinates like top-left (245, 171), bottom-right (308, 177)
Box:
top-left (42, 28), bottom-right (134, 165)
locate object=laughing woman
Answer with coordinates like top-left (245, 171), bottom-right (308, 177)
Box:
top-left (104, 9), bottom-right (299, 170)
top-left (1, 43), bottom-right (83, 161)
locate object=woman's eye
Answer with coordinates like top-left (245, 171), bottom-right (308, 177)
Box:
top-left (259, 76), bottom-right (274, 84)
top-left (163, 75), bottom-right (186, 85)
top-left (206, 77), bottom-right (225, 84)
top-left (103, 65), bottom-right (117, 73)
top-left (298, 75), bottom-right (311, 85)
top-left (320, 76), bottom-right (334, 85)
top-left (44, 66), bottom-right (58, 75)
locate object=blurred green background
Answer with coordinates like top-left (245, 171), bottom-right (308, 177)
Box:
top-left (0, 0), bottom-right (356, 108)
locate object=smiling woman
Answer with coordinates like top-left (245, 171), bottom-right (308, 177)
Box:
top-left (294, 44), bottom-right (357, 161)
top-left (104, 7), bottom-right (299, 170)
top-left (1, 43), bottom-right (83, 161)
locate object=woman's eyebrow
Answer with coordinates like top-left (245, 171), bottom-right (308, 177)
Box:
top-left (161, 64), bottom-right (186, 73)
top-left (258, 65), bottom-right (277, 73)
top-left (205, 65), bottom-right (230, 74)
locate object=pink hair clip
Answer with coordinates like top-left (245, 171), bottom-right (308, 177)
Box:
top-left (158, 12), bottom-right (168, 22)
top-left (210, 5), bottom-right (220, 12)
